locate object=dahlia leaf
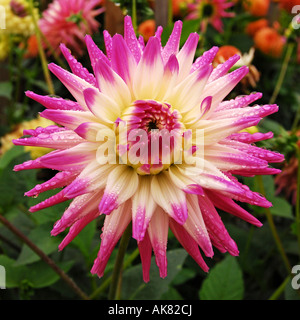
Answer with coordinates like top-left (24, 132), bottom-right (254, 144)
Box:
top-left (199, 255), bottom-right (244, 300)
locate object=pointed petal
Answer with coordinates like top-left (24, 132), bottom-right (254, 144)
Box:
top-left (170, 218), bottom-right (209, 272)
top-left (133, 37), bottom-right (164, 99)
top-left (151, 172), bottom-right (188, 225)
top-left (85, 34), bottom-right (111, 75)
top-left (208, 54), bottom-right (240, 83)
top-left (111, 34), bottom-right (137, 87)
top-left (25, 170), bottom-right (78, 197)
top-left (40, 109), bottom-right (100, 130)
top-left (60, 43), bottom-right (96, 86)
top-left (25, 91), bottom-right (83, 111)
top-left (98, 165), bottom-right (139, 214)
top-left (83, 87), bottom-right (121, 124)
top-left (124, 15), bottom-right (142, 63)
top-left (198, 195), bottom-right (239, 256)
top-left (74, 122), bottom-right (108, 141)
top-left (176, 33), bottom-right (199, 83)
top-left (38, 142), bottom-right (97, 171)
top-left (215, 92), bottom-right (263, 112)
top-left (94, 58), bottom-right (132, 109)
top-left (137, 231), bottom-right (152, 283)
top-left (58, 208), bottom-right (99, 251)
top-left (168, 64), bottom-right (212, 113)
top-left (48, 63), bottom-right (95, 110)
top-left (190, 46), bottom-right (219, 73)
top-left (147, 207), bottom-right (169, 278)
top-left (205, 190), bottom-right (262, 227)
top-left (51, 190), bottom-right (103, 236)
top-left (184, 194), bottom-right (213, 257)
top-left (13, 129), bottom-right (83, 149)
top-left (103, 30), bottom-right (113, 61)
top-left (132, 175), bottom-right (156, 241)
top-left (91, 200), bottom-right (132, 277)
top-left (63, 162), bottom-right (116, 199)
top-left (162, 20), bottom-right (182, 63)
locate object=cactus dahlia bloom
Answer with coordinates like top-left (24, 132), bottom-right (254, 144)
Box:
top-left (13, 16), bottom-right (283, 281)
top-left (39, 0), bottom-right (104, 56)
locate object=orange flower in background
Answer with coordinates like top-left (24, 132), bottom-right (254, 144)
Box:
top-left (138, 19), bottom-right (156, 42)
top-left (254, 27), bottom-right (285, 57)
top-left (213, 45), bottom-right (261, 88)
top-left (243, 0), bottom-right (270, 16)
top-left (213, 45), bottom-right (241, 66)
top-left (24, 35), bottom-right (39, 59)
top-left (246, 18), bottom-right (268, 37)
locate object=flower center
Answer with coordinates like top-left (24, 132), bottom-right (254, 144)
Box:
top-left (200, 2), bottom-right (215, 19)
top-left (117, 100), bottom-right (185, 175)
top-left (67, 11), bottom-right (84, 25)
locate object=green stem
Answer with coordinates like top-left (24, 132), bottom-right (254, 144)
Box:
top-left (269, 275), bottom-right (291, 300)
top-left (168, 0), bottom-right (173, 26)
top-left (291, 106), bottom-right (300, 134)
top-left (132, 0), bottom-right (137, 33)
top-left (256, 176), bottom-right (291, 273)
top-left (89, 247), bottom-right (139, 300)
top-left (108, 223), bottom-right (132, 300)
top-left (269, 42), bottom-right (294, 105)
top-left (39, 31), bottom-right (67, 69)
top-left (0, 213), bottom-right (89, 300)
top-left (28, 0), bottom-right (55, 95)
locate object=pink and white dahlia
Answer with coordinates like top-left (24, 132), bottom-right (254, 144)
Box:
top-left (39, 0), bottom-right (104, 56)
top-left (186, 0), bottom-right (235, 33)
top-left (13, 16), bottom-right (283, 281)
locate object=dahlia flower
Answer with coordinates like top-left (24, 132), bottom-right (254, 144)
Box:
top-left (186, 0), bottom-right (235, 33)
top-left (39, 0), bottom-right (104, 56)
top-left (13, 16), bottom-right (283, 281)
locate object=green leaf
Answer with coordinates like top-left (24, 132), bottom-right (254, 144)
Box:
top-left (199, 255), bottom-right (244, 300)
top-left (26, 260), bottom-right (74, 288)
top-left (0, 254), bottom-right (73, 289)
top-left (71, 219), bottom-right (97, 262)
top-left (0, 146), bottom-right (25, 171)
top-left (285, 277), bottom-right (300, 300)
top-left (0, 151), bottom-right (37, 210)
top-left (0, 81), bottom-right (13, 99)
top-left (171, 268), bottom-right (196, 286)
top-left (243, 175), bottom-right (293, 219)
top-left (15, 223), bottom-right (61, 266)
top-left (0, 255), bottom-right (28, 288)
top-left (121, 249), bottom-right (188, 300)
top-left (269, 197), bottom-right (293, 219)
